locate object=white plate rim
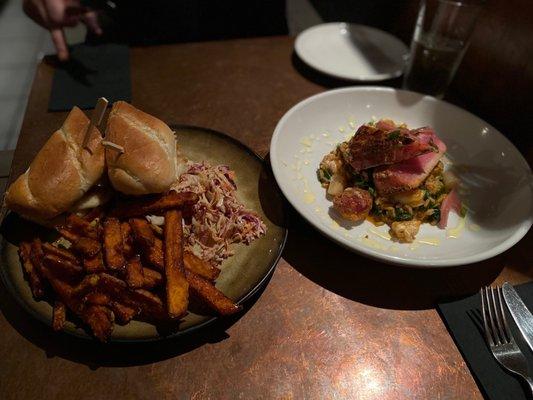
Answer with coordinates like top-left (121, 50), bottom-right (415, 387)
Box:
top-left (270, 86), bottom-right (533, 267)
top-left (294, 22), bottom-right (409, 82)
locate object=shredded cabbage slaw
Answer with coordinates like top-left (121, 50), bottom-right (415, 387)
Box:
top-left (172, 162), bottom-right (266, 265)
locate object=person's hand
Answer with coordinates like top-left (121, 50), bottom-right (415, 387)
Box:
top-left (23, 0), bottom-right (102, 61)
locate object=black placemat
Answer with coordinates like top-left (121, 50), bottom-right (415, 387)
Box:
top-left (439, 282), bottom-right (533, 400)
top-left (49, 43), bottom-right (131, 111)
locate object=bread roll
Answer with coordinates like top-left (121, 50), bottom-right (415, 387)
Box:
top-left (105, 101), bottom-right (178, 195)
top-left (5, 107), bottom-right (105, 224)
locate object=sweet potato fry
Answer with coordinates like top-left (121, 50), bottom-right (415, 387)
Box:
top-left (132, 289), bottom-right (166, 320)
top-left (47, 269), bottom-right (113, 341)
top-left (142, 267), bottom-right (163, 289)
top-left (103, 218), bottom-right (125, 271)
top-left (71, 274), bottom-right (101, 300)
top-left (130, 218), bottom-right (164, 270)
top-left (43, 254), bottom-right (84, 279)
top-left (135, 245), bottom-right (220, 281)
top-left (83, 207), bottom-right (105, 222)
top-left (121, 221), bottom-right (134, 259)
top-left (125, 256), bottom-right (145, 289)
top-left (110, 191), bottom-right (198, 219)
top-left (147, 238), bottom-right (165, 271)
top-left (129, 218), bottom-right (155, 247)
top-left (110, 302), bottom-right (137, 325)
top-left (81, 305), bottom-right (114, 342)
top-left (146, 238), bottom-right (165, 271)
top-left (164, 209), bottom-right (188, 319)
top-left (29, 240), bottom-right (46, 291)
top-left (66, 214), bottom-right (99, 239)
top-left (72, 237), bottom-right (101, 258)
top-left (41, 260), bottom-right (110, 341)
top-left (95, 273), bottom-right (127, 296)
top-left (130, 219), bottom-right (217, 280)
top-left (40, 264), bottom-right (81, 313)
top-left (185, 270), bottom-right (241, 316)
top-left (150, 223), bottom-right (163, 237)
top-left (52, 301), bottom-right (66, 331)
top-left (84, 291), bottom-right (111, 306)
top-left (95, 273), bottom-right (165, 319)
top-left (42, 243), bottom-right (78, 263)
top-left (19, 242), bottom-right (45, 298)
top-left (83, 253), bottom-right (106, 273)
top-left (184, 251), bottom-right (220, 281)
top-left (29, 238), bottom-right (45, 274)
top-left (56, 227), bottom-right (80, 243)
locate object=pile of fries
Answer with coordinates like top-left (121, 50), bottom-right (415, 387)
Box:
top-left (18, 191), bottom-right (241, 341)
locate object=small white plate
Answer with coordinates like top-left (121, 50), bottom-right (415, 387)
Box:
top-left (270, 87), bottom-right (533, 267)
top-left (295, 23), bottom-right (408, 81)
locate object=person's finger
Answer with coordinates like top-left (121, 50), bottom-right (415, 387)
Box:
top-left (50, 28), bottom-right (69, 61)
top-left (61, 14), bottom-right (82, 27)
top-left (45, 0), bottom-right (84, 25)
top-left (82, 11), bottom-right (102, 35)
top-left (23, 0), bottom-right (50, 28)
top-left (65, 2), bottom-right (87, 18)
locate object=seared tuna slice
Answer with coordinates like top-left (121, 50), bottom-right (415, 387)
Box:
top-left (346, 124), bottom-right (435, 171)
top-left (373, 128), bottom-right (446, 195)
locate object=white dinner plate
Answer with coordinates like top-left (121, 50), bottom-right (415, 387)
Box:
top-left (294, 23), bottom-right (408, 81)
top-left (270, 87), bottom-right (533, 267)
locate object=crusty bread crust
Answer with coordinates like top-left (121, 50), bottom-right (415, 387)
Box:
top-left (105, 101), bottom-right (177, 195)
top-left (5, 107), bottom-right (104, 223)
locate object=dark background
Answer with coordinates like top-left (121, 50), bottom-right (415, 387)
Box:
top-left (296, 0), bottom-right (533, 153)
top-left (98, 0), bottom-right (532, 152)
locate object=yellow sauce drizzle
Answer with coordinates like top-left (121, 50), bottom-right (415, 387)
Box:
top-left (299, 177), bottom-right (315, 204)
top-left (369, 229), bottom-right (391, 241)
top-left (300, 137), bottom-right (313, 147)
top-left (359, 236), bottom-right (387, 250)
top-left (416, 238), bottom-right (440, 246)
top-left (409, 242), bottom-right (420, 251)
top-left (303, 192), bottom-right (315, 204)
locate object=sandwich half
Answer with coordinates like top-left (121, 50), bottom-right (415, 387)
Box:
top-left (105, 101), bottom-right (178, 195)
top-left (5, 106), bottom-right (105, 224)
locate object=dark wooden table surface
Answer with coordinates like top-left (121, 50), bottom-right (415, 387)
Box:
top-left (1, 36), bottom-right (532, 400)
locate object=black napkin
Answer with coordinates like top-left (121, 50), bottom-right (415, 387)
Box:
top-left (439, 282), bottom-right (533, 400)
top-left (49, 43), bottom-right (131, 111)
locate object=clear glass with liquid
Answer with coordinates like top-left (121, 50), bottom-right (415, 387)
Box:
top-left (403, 0), bottom-right (483, 98)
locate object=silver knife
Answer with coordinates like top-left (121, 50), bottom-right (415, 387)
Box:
top-left (502, 282), bottom-right (533, 353)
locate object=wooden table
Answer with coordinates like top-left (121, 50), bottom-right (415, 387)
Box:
top-left (1, 36), bottom-right (532, 400)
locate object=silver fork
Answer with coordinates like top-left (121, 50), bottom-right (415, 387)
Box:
top-left (481, 286), bottom-right (533, 395)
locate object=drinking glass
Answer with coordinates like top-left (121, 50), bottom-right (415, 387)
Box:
top-left (402, 0), bottom-right (484, 98)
